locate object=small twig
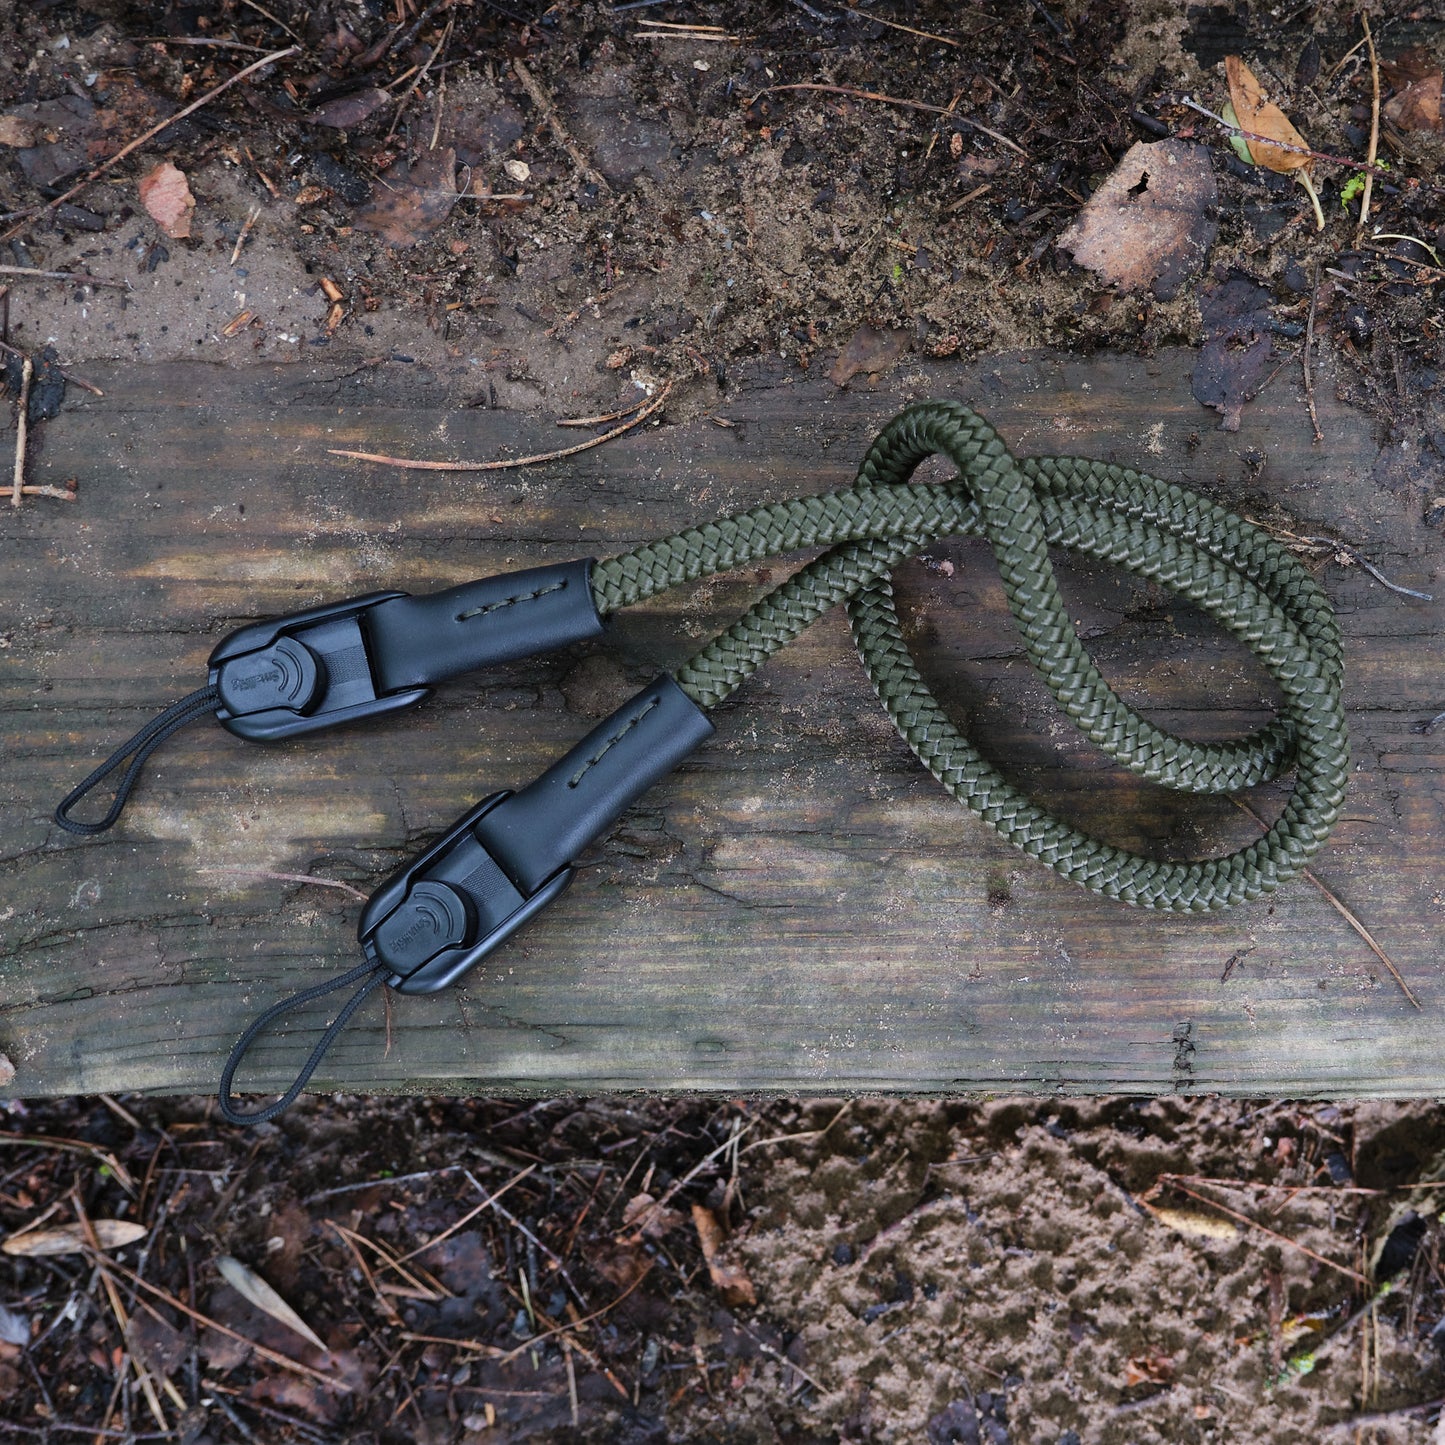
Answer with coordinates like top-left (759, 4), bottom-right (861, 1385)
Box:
top-left (513, 58), bottom-right (612, 194)
top-left (7, 481), bottom-right (77, 501)
top-left (754, 83), bottom-right (1027, 157)
top-left (0, 265), bottom-right (129, 290)
top-left (1293, 536), bottom-right (1434, 601)
top-left (1356, 14), bottom-right (1380, 241)
top-left (0, 46), bottom-right (298, 244)
top-left (1160, 1180), bottom-right (1369, 1284)
top-left (1302, 261), bottom-right (1322, 444)
top-left (465, 1170), bottom-right (591, 1311)
top-left (300, 1165), bottom-right (471, 1203)
top-left (738, 1100), bottom-right (853, 1156)
top-left (140, 36), bottom-right (276, 52)
top-left (11, 352), bottom-right (31, 509)
top-left (399, 1262), bottom-right (655, 1367)
top-left (1175, 96), bottom-right (1395, 177)
top-left (1231, 798), bottom-right (1422, 1010)
top-left (555, 396), bottom-right (648, 428)
top-left (330, 382), bottom-right (672, 470)
top-left (1371, 232), bottom-right (1444, 267)
top-left (385, 15), bottom-right (453, 144)
top-left (73, 1193), bottom-right (169, 1432)
top-left (636, 25), bottom-right (741, 42)
top-left (197, 865), bottom-right (368, 901)
top-left (733, 1319), bottom-right (828, 1394)
top-left (839, 4), bottom-right (960, 46)
top-left (229, 206), bottom-right (262, 267)
top-left (101, 1255), bottom-right (348, 1389)
top-left (329, 1222), bottom-right (447, 1301)
top-left (237, 0), bottom-right (305, 45)
top-left (1155, 1171), bottom-right (1386, 1197)
top-left (621, 1120), bottom-right (756, 1239)
top-left (493, 1261), bottom-right (652, 1363)
top-left (394, 1164), bottom-right (537, 1264)
top-left (1268, 519), bottom-right (1434, 600)
top-left (0, 337), bottom-right (103, 396)
top-left (0, 1134), bottom-right (135, 1192)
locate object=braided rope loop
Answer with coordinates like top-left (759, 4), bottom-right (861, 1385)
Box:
top-left (592, 401), bottom-right (1347, 911)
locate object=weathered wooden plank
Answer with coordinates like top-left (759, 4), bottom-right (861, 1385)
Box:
top-left (2, 348), bottom-right (1441, 1100)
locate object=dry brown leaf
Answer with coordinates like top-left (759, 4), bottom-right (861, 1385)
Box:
top-left (139, 160), bottom-right (195, 239)
top-left (1057, 139), bottom-right (1217, 302)
top-left (691, 1203), bottom-right (756, 1308)
top-left (0, 1053), bottom-right (14, 1087)
top-left (215, 1256), bottom-right (327, 1353)
top-left (829, 324), bottom-right (909, 387)
top-left (1151, 1205), bottom-right (1239, 1241)
top-left (1381, 46), bottom-right (1440, 90)
top-left (310, 87), bottom-right (389, 130)
top-left (622, 1192), bottom-right (685, 1241)
top-left (353, 147), bottom-right (460, 247)
top-left (1225, 56), bottom-right (1311, 173)
top-left (590, 1239), bottom-right (651, 1291)
top-left (0, 115), bottom-right (41, 147)
top-left (3, 1220), bottom-right (146, 1257)
top-left (1384, 73), bottom-right (1443, 132)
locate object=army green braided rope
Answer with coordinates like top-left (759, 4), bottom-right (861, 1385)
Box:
top-left (589, 402), bottom-right (1348, 912)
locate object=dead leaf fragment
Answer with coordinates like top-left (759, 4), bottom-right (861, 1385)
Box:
top-left (353, 146), bottom-right (460, 247)
top-left (0, 115), bottom-right (40, 147)
top-left (1384, 72), bottom-right (1443, 132)
top-left (3, 1220), bottom-right (146, 1257)
top-left (309, 87), bottom-right (389, 130)
top-left (622, 1192), bottom-right (685, 1241)
top-left (1191, 272), bottom-right (1275, 432)
top-left (829, 324), bottom-right (909, 388)
top-left (691, 1203), bottom-right (756, 1308)
top-left (129, 1309), bottom-right (188, 1376)
top-left (0, 1053), bottom-right (14, 1087)
top-left (139, 160), bottom-right (195, 239)
top-left (1122, 1349), bottom-right (1175, 1388)
top-left (215, 1255), bottom-right (327, 1353)
top-left (1057, 139), bottom-right (1217, 302)
top-left (1151, 1205), bottom-right (1240, 1241)
top-left (1225, 56), bottom-right (1311, 172)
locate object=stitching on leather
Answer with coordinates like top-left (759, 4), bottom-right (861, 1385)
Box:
top-left (456, 577), bottom-right (567, 623)
top-left (567, 696), bottom-right (661, 789)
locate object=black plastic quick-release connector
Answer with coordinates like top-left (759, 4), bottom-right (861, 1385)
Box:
top-left (358, 674), bottom-right (715, 994)
top-left (208, 559), bottom-right (603, 741)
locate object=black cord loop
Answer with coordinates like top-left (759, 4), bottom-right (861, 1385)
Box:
top-left (218, 959), bottom-right (387, 1126)
top-left (54, 684), bottom-right (221, 836)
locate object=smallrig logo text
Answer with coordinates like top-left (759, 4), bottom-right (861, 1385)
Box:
top-left (393, 905), bottom-right (445, 953)
top-left (230, 667), bottom-right (283, 692)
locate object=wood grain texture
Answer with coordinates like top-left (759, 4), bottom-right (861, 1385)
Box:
top-left (2, 349), bottom-right (1441, 1101)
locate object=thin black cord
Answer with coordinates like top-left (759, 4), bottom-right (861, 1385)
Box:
top-left (218, 960), bottom-right (387, 1126)
top-left (54, 684), bottom-right (220, 835)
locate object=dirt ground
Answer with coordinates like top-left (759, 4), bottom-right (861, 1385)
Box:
top-left (4, 0), bottom-right (1445, 1441)
top-left (4, 1092), bottom-right (1445, 1444)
